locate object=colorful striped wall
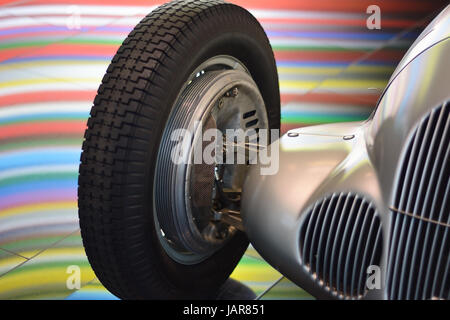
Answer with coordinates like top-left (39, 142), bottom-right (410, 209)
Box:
top-left (0, 0), bottom-right (446, 299)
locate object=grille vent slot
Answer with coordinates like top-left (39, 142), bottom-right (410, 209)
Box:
top-left (387, 101), bottom-right (449, 300)
top-left (243, 109), bottom-right (259, 129)
top-left (243, 110), bottom-right (256, 119)
top-left (300, 193), bottom-right (382, 299)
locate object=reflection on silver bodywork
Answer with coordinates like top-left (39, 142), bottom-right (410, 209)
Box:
top-left (241, 5), bottom-right (450, 299)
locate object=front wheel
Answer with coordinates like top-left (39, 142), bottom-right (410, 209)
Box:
top-left (78, 0), bottom-right (280, 299)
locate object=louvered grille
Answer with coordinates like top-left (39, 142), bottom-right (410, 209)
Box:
top-left (300, 193), bottom-right (382, 299)
top-left (387, 102), bottom-right (450, 300)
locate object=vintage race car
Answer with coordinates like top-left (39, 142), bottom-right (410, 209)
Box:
top-left (78, 0), bottom-right (450, 299)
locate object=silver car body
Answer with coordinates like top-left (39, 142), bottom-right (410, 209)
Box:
top-left (241, 6), bottom-right (450, 299)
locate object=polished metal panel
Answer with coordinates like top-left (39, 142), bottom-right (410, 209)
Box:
top-left (241, 122), bottom-right (385, 299)
top-left (241, 6), bottom-right (450, 299)
top-left (387, 102), bottom-right (449, 300)
top-left (386, 6), bottom-right (450, 87)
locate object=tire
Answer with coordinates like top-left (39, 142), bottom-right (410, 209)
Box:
top-left (78, 0), bottom-right (280, 299)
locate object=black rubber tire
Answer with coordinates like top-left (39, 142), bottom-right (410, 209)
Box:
top-left (78, 0), bottom-right (280, 300)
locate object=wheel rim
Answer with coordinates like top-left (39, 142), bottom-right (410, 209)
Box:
top-left (153, 56), bottom-right (268, 264)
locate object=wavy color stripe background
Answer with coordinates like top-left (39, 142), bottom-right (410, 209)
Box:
top-left (0, 0), bottom-right (446, 299)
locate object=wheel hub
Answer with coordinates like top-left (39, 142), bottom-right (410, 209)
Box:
top-left (153, 57), bottom-right (268, 263)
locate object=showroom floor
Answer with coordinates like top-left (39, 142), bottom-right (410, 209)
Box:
top-left (0, 0), bottom-right (445, 299)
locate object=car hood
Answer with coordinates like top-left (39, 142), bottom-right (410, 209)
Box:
top-left (387, 5), bottom-right (450, 88)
